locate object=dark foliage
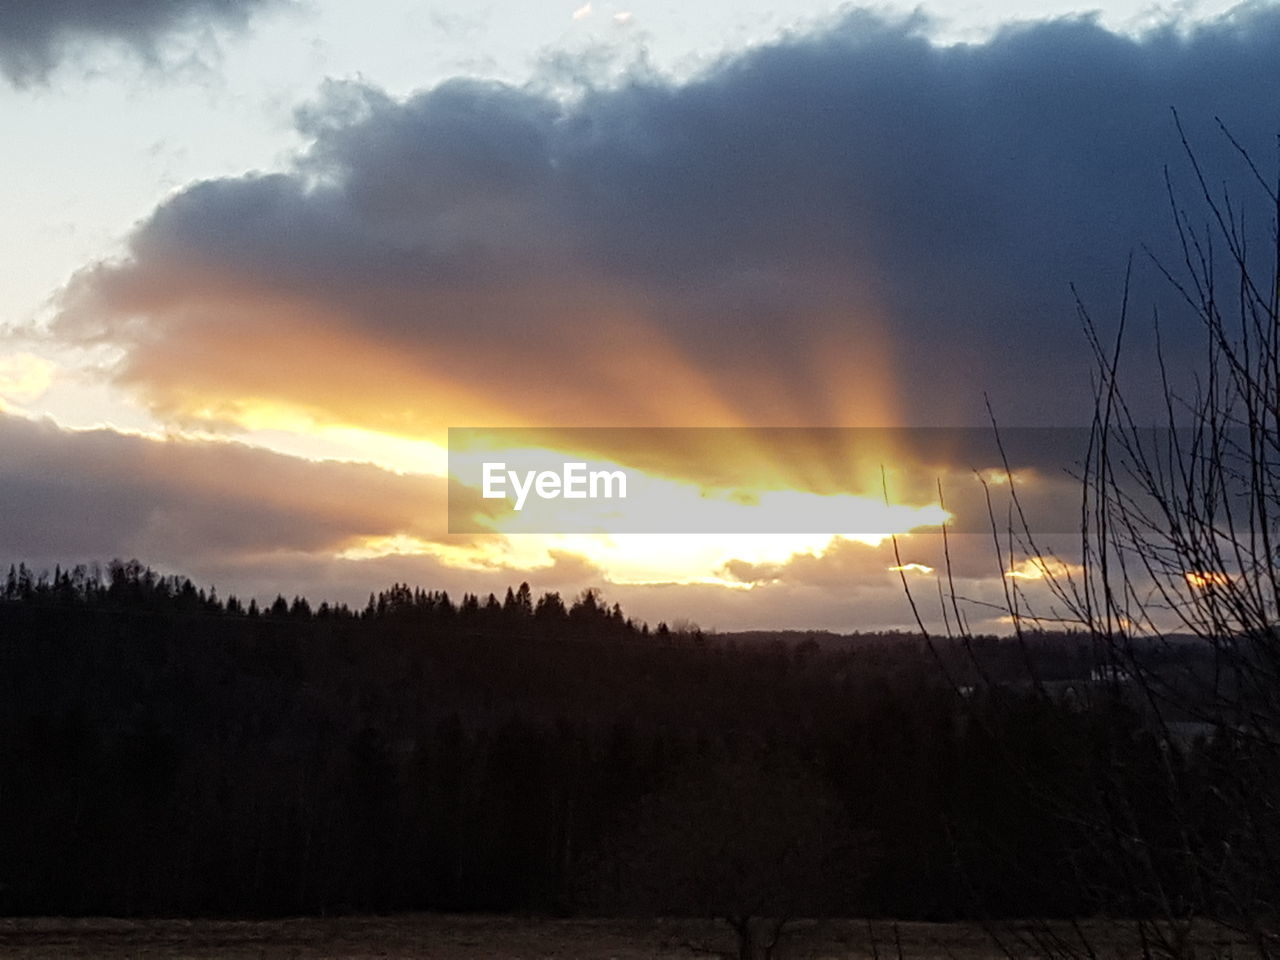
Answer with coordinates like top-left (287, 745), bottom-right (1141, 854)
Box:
top-left (0, 559), bottom-right (1234, 921)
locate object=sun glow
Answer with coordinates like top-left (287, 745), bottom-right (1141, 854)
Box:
top-left (1004, 556), bottom-right (1081, 580)
top-left (0, 353), bottom-right (56, 408)
top-left (466, 462), bottom-right (949, 541)
top-left (279, 415), bottom-right (959, 589)
top-left (59, 295), bottom-right (944, 593)
top-left (890, 562), bottom-right (935, 575)
top-left (340, 530), bottom-right (930, 588)
top-left (1185, 570), bottom-right (1232, 589)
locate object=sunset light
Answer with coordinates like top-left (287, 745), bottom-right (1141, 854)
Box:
top-left (4, 0), bottom-right (1279, 949)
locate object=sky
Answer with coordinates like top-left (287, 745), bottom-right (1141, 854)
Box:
top-left (0, 0), bottom-right (1276, 632)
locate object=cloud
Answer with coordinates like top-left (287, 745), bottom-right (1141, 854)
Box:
top-left (0, 413), bottom-right (1075, 630)
top-left (0, 0), bottom-right (286, 85)
top-left (55, 5), bottom-right (1280, 449)
top-left (189, 544), bottom-right (608, 610)
top-left (722, 537), bottom-right (904, 588)
top-left (0, 411), bottom-right (462, 567)
top-left (0, 412), bottom-right (631, 611)
top-left (719, 529), bottom-right (1073, 588)
top-left (40, 3), bottom-right (1280, 622)
top-left (713, 529), bottom-right (1087, 632)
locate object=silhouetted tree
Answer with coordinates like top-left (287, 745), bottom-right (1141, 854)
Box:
top-left (593, 750), bottom-right (865, 959)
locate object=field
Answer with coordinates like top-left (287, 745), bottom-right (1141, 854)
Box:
top-left (0, 915), bottom-right (1256, 959)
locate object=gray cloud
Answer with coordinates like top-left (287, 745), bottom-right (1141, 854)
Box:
top-left (56, 5), bottom-right (1280, 440)
top-left (0, 410), bottom-right (1071, 630)
top-left (38, 2), bottom-right (1280, 629)
top-left (0, 411), bottom-right (458, 567)
top-left (0, 0), bottom-right (285, 85)
top-left (0, 411), bottom-right (635, 612)
top-left (190, 546), bottom-right (607, 612)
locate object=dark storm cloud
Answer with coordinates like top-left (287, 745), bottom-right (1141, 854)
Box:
top-left (0, 0), bottom-right (284, 85)
top-left (57, 4), bottom-right (1280, 440)
top-left (0, 412), bottom-right (457, 566)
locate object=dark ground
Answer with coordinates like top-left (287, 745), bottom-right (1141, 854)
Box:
top-left (0, 915), bottom-right (1255, 959)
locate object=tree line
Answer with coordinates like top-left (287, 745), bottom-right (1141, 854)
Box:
top-left (0, 557), bottom-right (1233, 934)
